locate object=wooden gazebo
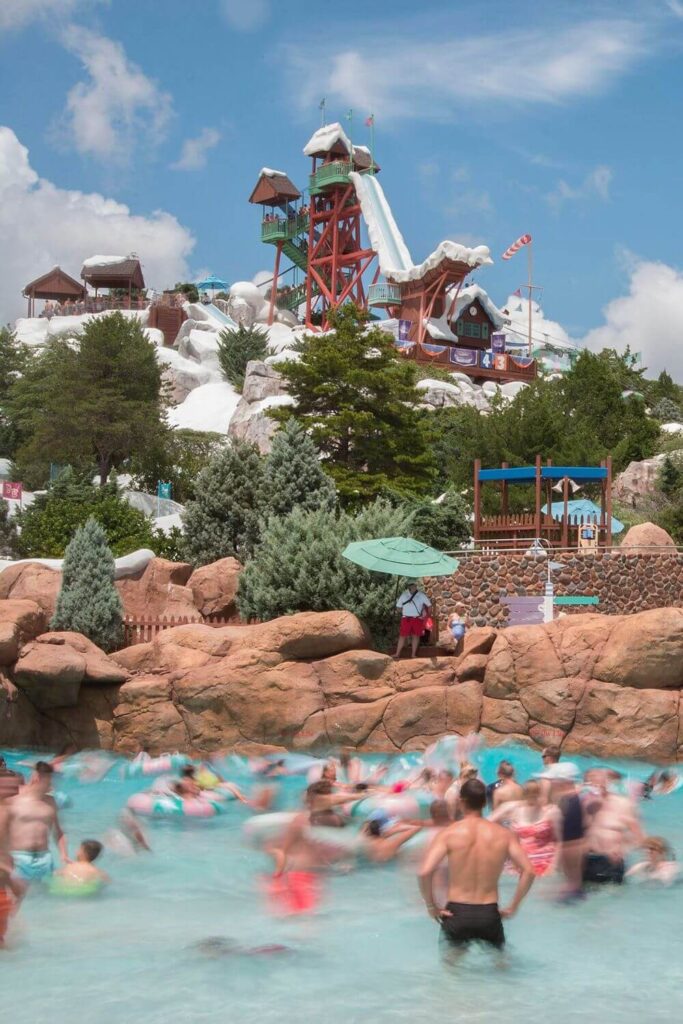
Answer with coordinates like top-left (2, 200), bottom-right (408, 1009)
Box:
top-left (80, 257), bottom-right (145, 303)
top-left (22, 266), bottom-right (85, 317)
top-left (473, 455), bottom-right (614, 550)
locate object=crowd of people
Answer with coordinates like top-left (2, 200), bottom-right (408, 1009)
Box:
top-left (39, 297), bottom-right (147, 318)
top-left (0, 741), bottom-right (679, 956)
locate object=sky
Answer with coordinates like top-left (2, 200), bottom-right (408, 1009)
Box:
top-left (1, 0), bottom-right (683, 376)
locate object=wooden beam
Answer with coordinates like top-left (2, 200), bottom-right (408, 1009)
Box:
top-left (473, 459), bottom-right (481, 542)
top-left (534, 454), bottom-right (542, 539)
top-left (605, 456), bottom-right (613, 547)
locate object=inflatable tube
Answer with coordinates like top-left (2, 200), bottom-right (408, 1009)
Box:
top-left (124, 753), bottom-right (190, 778)
top-left (349, 793), bottom-right (424, 821)
top-left (126, 791), bottom-right (228, 819)
top-left (52, 791), bottom-right (71, 809)
top-left (48, 876), bottom-right (103, 898)
top-left (243, 813), bottom-right (362, 854)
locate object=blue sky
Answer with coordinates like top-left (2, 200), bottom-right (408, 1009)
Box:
top-left (1, 0), bottom-right (683, 372)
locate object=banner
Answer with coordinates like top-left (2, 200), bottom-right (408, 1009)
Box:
top-left (419, 341), bottom-right (447, 357)
top-left (509, 354), bottom-right (535, 370)
top-left (479, 350), bottom-right (494, 370)
top-left (157, 481), bottom-right (172, 500)
top-left (449, 346), bottom-right (478, 367)
top-left (398, 319), bottom-right (412, 342)
top-left (494, 354), bottom-right (508, 371)
top-left (491, 332), bottom-right (506, 353)
top-left (2, 481), bottom-right (22, 501)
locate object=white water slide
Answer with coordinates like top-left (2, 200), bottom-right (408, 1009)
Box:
top-left (349, 171), bottom-right (492, 282)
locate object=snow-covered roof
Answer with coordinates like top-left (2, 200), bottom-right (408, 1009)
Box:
top-left (303, 122), bottom-right (352, 157)
top-left (82, 254), bottom-right (128, 268)
top-left (259, 167), bottom-right (288, 178)
top-left (387, 241), bottom-right (492, 284)
top-left (424, 316), bottom-right (458, 342)
top-left (446, 283), bottom-right (507, 330)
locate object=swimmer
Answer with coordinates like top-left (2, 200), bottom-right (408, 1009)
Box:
top-left (490, 781), bottom-right (561, 876)
top-left (583, 771), bottom-right (644, 886)
top-left (0, 759), bottom-right (24, 801)
top-left (0, 803), bottom-right (20, 948)
top-left (53, 840), bottom-right (110, 888)
top-left (419, 778), bottom-right (535, 956)
top-left (119, 809), bottom-right (151, 852)
top-left (7, 761), bottom-right (68, 898)
top-left (339, 750), bottom-right (364, 786)
top-left (305, 781), bottom-right (361, 827)
top-left (178, 766), bottom-right (202, 796)
top-left (627, 837), bottom-right (680, 886)
top-left (539, 762), bottom-right (586, 898)
top-left (445, 764), bottom-right (479, 820)
top-left (490, 761), bottom-right (523, 811)
top-left (360, 813), bottom-right (423, 864)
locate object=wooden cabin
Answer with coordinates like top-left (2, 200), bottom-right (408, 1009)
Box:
top-left (80, 256), bottom-right (145, 305)
top-left (22, 266), bottom-right (85, 317)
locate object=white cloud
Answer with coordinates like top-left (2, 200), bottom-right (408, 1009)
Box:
top-left (582, 260), bottom-right (683, 378)
top-left (59, 27), bottom-right (172, 162)
top-left (220, 0), bottom-right (269, 31)
top-left (546, 165), bottom-right (613, 210)
top-left (0, 126), bottom-right (195, 322)
top-left (0, 0), bottom-right (87, 31)
top-left (171, 127), bottom-right (221, 171)
top-left (290, 19), bottom-right (647, 119)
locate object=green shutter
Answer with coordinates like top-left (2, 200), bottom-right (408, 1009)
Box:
top-left (482, 323), bottom-right (489, 339)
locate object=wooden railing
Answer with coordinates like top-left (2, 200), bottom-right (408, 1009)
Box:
top-left (121, 613), bottom-right (245, 647)
top-left (42, 297), bottom-right (147, 317)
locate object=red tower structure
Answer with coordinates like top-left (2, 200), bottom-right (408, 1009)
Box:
top-left (303, 124), bottom-right (378, 329)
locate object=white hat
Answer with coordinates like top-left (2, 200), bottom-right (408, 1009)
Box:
top-left (538, 762), bottom-right (580, 782)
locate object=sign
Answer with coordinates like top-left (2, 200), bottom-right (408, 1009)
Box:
top-left (479, 350), bottom-right (494, 370)
top-left (501, 596), bottom-right (545, 626)
top-left (491, 332), bottom-right (506, 353)
top-left (494, 354), bottom-right (508, 371)
top-left (2, 481), bottom-right (22, 501)
top-left (398, 319), bottom-right (412, 342)
top-left (157, 481), bottom-right (172, 500)
top-left (449, 346), bottom-right (478, 367)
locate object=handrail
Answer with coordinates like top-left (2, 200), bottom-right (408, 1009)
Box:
top-left (443, 542), bottom-right (683, 557)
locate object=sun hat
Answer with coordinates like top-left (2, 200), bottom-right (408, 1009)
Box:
top-left (537, 762), bottom-right (580, 782)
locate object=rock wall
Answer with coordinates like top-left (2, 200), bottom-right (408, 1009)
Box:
top-left (431, 551), bottom-right (683, 629)
top-left (2, 604), bottom-right (682, 764)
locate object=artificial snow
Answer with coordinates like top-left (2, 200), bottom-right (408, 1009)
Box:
top-left (143, 327), bottom-right (165, 347)
top-left (416, 378), bottom-right (462, 396)
top-left (82, 254), bottom-right (128, 268)
top-left (661, 422), bottom-right (683, 433)
top-left (424, 316), bottom-right (459, 343)
top-left (303, 122), bottom-right (352, 157)
top-left (0, 549), bottom-right (155, 579)
top-left (168, 381), bottom-right (242, 434)
top-left (259, 167), bottom-right (288, 178)
top-left (0, 458), bottom-right (11, 478)
top-left (13, 317), bottom-right (49, 347)
top-left (446, 283), bottom-right (507, 330)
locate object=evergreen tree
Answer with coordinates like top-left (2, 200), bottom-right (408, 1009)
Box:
top-left (405, 489), bottom-right (472, 551)
top-left (0, 326), bottom-right (30, 458)
top-left (182, 440), bottom-right (264, 565)
top-left (652, 397), bottom-right (682, 423)
top-left (8, 312), bottom-right (167, 486)
top-left (238, 499), bottom-right (410, 643)
top-left (217, 324), bottom-right (272, 391)
top-left (660, 455), bottom-right (681, 498)
top-left (273, 304), bottom-right (436, 504)
top-left (51, 517), bottom-right (123, 652)
top-left (262, 419), bottom-right (336, 517)
top-left (0, 498), bottom-right (18, 557)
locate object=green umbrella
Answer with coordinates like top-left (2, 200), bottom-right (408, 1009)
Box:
top-left (341, 536), bottom-right (459, 578)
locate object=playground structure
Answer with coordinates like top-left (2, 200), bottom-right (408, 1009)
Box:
top-left (473, 456), bottom-right (614, 550)
top-left (250, 123), bottom-right (537, 384)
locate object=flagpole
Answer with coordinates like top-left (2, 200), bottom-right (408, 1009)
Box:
top-left (370, 114), bottom-right (375, 175)
top-left (527, 240), bottom-right (533, 358)
top-left (320, 98), bottom-right (326, 127)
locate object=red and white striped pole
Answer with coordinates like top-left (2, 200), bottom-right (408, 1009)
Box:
top-left (502, 234), bottom-right (533, 357)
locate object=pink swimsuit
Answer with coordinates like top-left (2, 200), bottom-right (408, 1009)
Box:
top-left (513, 818), bottom-right (557, 876)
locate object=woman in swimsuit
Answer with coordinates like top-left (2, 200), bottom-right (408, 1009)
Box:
top-left (490, 780), bottom-right (561, 876)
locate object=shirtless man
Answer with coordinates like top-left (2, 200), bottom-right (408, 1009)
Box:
top-left (0, 799), bottom-right (20, 947)
top-left (583, 771), bottom-right (643, 885)
top-left (7, 761), bottom-right (68, 896)
top-left (491, 761), bottom-right (523, 811)
top-left (418, 778), bottom-right (534, 953)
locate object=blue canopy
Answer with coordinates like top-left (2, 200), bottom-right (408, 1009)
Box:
top-left (196, 275), bottom-right (227, 291)
top-left (541, 498), bottom-right (624, 534)
top-left (478, 465), bottom-right (607, 482)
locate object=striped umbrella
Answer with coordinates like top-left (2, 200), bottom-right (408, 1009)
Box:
top-left (501, 234), bottom-right (532, 260)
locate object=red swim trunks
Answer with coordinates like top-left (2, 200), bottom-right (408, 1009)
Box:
top-left (264, 872), bottom-right (321, 916)
top-left (399, 616), bottom-right (424, 638)
top-left (0, 887), bottom-right (14, 945)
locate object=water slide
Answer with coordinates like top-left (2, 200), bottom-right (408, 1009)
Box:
top-left (202, 303), bottom-right (237, 329)
top-left (349, 171), bottom-right (492, 283)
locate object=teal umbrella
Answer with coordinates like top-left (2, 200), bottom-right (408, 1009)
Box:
top-left (342, 536), bottom-right (458, 578)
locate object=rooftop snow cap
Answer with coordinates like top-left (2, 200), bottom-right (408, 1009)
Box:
top-left (303, 122), bottom-right (352, 158)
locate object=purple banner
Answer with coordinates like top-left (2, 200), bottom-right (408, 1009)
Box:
top-left (479, 350), bottom-right (495, 370)
top-left (491, 332), bottom-right (506, 353)
top-left (398, 319), bottom-right (412, 342)
top-left (501, 596), bottom-right (545, 626)
top-left (449, 346), bottom-right (478, 367)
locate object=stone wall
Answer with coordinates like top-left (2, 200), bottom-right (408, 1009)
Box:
top-left (430, 552), bottom-right (683, 629)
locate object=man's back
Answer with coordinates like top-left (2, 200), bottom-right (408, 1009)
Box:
top-left (443, 817), bottom-right (512, 904)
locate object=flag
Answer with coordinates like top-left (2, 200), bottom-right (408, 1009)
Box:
top-left (365, 114), bottom-right (374, 127)
top-left (345, 108), bottom-right (353, 121)
top-left (513, 288), bottom-right (522, 298)
top-left (502, 234), bottom-right (532, 260)
top-left (2, 481), bottom-right (22, 501)
top-left (157, 481), bottom-right (172, 500)
top-left (318, 98), bottom-right (326, 110)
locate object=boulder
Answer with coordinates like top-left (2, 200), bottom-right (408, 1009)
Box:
top-left (463, 627), bottom-right (497, 657)
top-left (455, 653), bottom-right (488, 683)
top-left (592, 607), bottom-right (683, 689)
top-left (613, 455), bottom-right (669, 508)
top-left (619, 522), bottom-right (676, 552)
top-left (393, 657), bottom-right (456, 692)
top-left (116, 557), bottom-right (198, 620)
top-left (323, 698), bottom-right (391, 749)
top-left (545, 615), bottom-right (617, 679)
top-left (35, 631), bottom-right (129, 685)
top-left (518, 678), bottom-right (585, 731)
top-left (13, 640), bottom-right (86, 708)
top-left (383, 687), bottom-right (447, 748)
top-left (113, 674), bottom-right (188, 754)
top-left (312, 649), bottom-right (395, 705)
top-left (235, 611), bottom-right (368, 660)
top-left (446, 680), bottom-right (483, 734)
top-left (241, 360), bottom-right (287, 403)
top-left (564, 681), bottom-right (679, 761)
top-left (0, 562), bottom-right (61, 618)
top-left (0, 599), bottom-right (46, 665)
top-left (188, 558), bottom-right (242, 618)
top-left (481, 696), bottom-right (529, 735)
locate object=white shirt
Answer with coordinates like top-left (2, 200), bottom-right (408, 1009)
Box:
top-left (396, 589), bottom-right (431, 618)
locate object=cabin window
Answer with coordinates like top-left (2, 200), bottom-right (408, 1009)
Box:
top-left (461, 322), bottom-right (482, 339)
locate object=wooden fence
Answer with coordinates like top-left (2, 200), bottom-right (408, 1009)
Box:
top-left (121, 613), bottom-right (246, 648)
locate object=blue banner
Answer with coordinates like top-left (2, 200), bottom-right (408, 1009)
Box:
top-left (157, 481), bottom-right (172, 500)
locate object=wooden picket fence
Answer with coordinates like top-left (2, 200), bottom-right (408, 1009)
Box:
top-left (121, 613), bottom-right (247, 648)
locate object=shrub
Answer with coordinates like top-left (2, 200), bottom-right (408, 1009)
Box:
top-left (51, 518), bottom-right (123, 651)
top-left (217, 324), bottom-right (272, 391)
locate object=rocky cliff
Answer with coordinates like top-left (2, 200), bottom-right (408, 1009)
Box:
top-left (1, 601), bottom-right (682, 763)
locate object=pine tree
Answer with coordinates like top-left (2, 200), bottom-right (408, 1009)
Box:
top-left (406, 489), bottom-right (472, 551)
top-left (660, 455), bottom-right (681, 498)
top-left (182, 439), bottom-right (264, 565)
top-left (0, 498), bottom-right (18, 557)
top-left (238, 499), bottom-right (410, 643)
top-left (217, 324), bottom-right (272, 392)
top-left (272, 304), bottom-right (436, 504)
top-left (262, 419), bottom-right (336, 517)
top-left (51, 517), bottom-right (123, 652)
top-left (652, 397), bottom-right (682, 423)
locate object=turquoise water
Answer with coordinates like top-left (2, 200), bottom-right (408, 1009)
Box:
top-left (2, 744), bottom-right (682, 1024)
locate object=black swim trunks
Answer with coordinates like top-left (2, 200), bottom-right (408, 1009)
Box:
top-left (583, 853), bottom-right (625, 885)
top-left (440, 902), bottom-right (505, 949)
top-left (559, 793), bottom-right (584, 842)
